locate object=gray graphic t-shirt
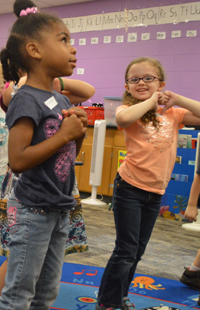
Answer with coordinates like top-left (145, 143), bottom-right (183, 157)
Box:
top-left (6, 85), bottom-right (76, 210)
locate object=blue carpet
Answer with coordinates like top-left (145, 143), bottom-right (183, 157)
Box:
top-left (51, 262), bottom-right (200, 310)
top-left (1, 257), bottom-right (199, 310)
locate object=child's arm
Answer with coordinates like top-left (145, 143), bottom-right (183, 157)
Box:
top-left (8, 109), bottom-right (87, 174)
top-left (53, 78), bottom-right (95, 105)
top-left (185, 173), bottom-right (200, 222)
top-left (4, 78), bottom-right (95, 107)
top-left (116, 92), bottom-right (162, 128)
top-left (2, 77), bottom-right (27, 108)
top-left (53, 78), bottom-right (94, 155)
top-left (161, 91), bottom-right (200, 126)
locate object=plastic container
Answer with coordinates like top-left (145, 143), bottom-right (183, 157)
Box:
top-left (103, 97), bottom-right (122, 126)
top-left (78, 106), bottom-right (104, 125)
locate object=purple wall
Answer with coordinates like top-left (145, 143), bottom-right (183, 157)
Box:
top-left (0, 0), bottom-right (200, 106)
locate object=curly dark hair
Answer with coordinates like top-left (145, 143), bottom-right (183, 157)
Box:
top-left (123, 57), bottom-right (165, 128)
top-left (0, 0), bottom-right (61, 84)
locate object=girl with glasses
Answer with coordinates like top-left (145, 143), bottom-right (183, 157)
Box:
top-left (95, 57), bottom-right (200, 310)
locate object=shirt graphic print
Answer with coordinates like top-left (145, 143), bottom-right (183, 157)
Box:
top-left (139, 114), bottom-right (174, 153)
top-left (44, 117), bottom-right (76, 183)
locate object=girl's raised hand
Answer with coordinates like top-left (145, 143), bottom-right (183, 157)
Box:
top-left (160, 91), bottom-right (179, 115)
top-left (157, 92), bottom-right (165, 105)
top-left (150, 92), bottom-right (163, 111)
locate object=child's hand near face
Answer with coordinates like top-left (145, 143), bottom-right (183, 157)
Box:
top-left (160, 91), bottom-right (179, 115)
top-left (157, 92), bottom-right (165, 105)
top-left (150, 92), bottom-right (164, 111)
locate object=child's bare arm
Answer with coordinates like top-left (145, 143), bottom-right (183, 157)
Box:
top-left (2, 77), bottom-right (27, 107)
top-left (185, 173), bottom-right (200, 222)
top-left (3, 77), bottom-right (95, 108)
top-left (8, 114), bottom-right (87, 174)
top-left (53, 78), bottom-right (95, 105)
top-left (116, 92), bottom-right (161, 128)
top-left (161, 91), bottom-right (200, 126)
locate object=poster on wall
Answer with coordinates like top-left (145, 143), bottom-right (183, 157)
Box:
top-left (62, 2), bottom-right (200, 33)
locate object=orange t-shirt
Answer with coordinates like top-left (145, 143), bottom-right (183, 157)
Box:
top-left (116, 105), bottom-right (186, 195)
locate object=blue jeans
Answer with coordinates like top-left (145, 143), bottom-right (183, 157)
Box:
top-left (97, 173), bottom-right (162, 308)
top-left (0, 190), bottom-right (70, 310)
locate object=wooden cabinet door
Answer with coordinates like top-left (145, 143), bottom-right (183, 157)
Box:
top-left (78, 144), bottom-right (93, 193)
top-left (98, 145), bottom-right (112, 196)
top-left (77, 144), bottom-right (113, 196)
top-left (76, 128), bottom-right (126, 197)
top-left (108, 146), bottom-right (127, 196)
top-left (75, 151), bottom-right (82, 185)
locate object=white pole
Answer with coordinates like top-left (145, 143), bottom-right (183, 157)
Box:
top-left (91, 186), bottom-right (97, 200)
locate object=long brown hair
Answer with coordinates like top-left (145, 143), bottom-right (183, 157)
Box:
top-left (123, 57), bottom-right (165, 128)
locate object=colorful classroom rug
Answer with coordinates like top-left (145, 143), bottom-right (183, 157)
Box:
top-left (0, 257), bottom-right (200, 310)
top-left (51, 262), bottom-right (200, 310)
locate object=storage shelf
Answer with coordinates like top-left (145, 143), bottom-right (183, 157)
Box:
top-left (161, 129), bottom-right (199, 215)
top-left (177, 148), bottom-right (196, 164)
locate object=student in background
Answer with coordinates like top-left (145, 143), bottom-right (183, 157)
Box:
top-left (0, 64), bottom-right (8, 293)
top-left (1, 75), bottom-right (94, 112)
top-left (95, 57), bottom-right (200, 310)
top-left (180, 168), bottom-right (200, 306)
top-left (0, 108), bottom-right (8, 187)
top-left (0, 0), bottom-right (88, 308)
top-left (0, 65), bottom-right (8, 187)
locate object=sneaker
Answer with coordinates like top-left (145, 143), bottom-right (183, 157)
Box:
top-left (95, 303), bottom-right (122, 310)
top-left (122, 297), bottom-right (135, 310)
top-left (180, 267), bottom-right (200, 291)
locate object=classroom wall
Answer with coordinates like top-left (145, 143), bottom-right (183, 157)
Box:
top-left (0, 0), bottom-right (200, 105)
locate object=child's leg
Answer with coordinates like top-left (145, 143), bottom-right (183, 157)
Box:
top-left (180, 249), bottom-right (200, 290)
top-left (97, 174), bottom-right (161, 309)
top-left (193, 249), bottom-right (200, 269)
top-left (0, 194), bottom-right (69, 310)
top-left (97, 175), bottom-right (142, 308)
top-left (0, 259), bottom-right (8, 295)
top-left (29, 210), bottom-right (70, 309)
top-left (124, 193), bottom-right (161, 296)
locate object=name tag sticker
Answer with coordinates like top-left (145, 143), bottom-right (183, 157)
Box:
top-left (44, 97), bottom-right (58, 110)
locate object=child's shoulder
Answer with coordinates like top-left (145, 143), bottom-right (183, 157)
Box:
top-left (14, 84), bottom-right (37, 97)
top-left (53, 90), bottom-right (72, 107)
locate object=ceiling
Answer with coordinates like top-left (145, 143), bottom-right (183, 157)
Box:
top-left (0, 0), bottom-right (96, 15)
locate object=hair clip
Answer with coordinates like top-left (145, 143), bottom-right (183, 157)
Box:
top-left (20, 7), bottom-right (38, 17)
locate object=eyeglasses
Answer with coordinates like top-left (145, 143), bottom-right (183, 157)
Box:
top-left (126, 76), bottom-right (160, 84)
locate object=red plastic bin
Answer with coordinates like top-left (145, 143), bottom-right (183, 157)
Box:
top-left (78, 106), bottom-right (104, 125)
